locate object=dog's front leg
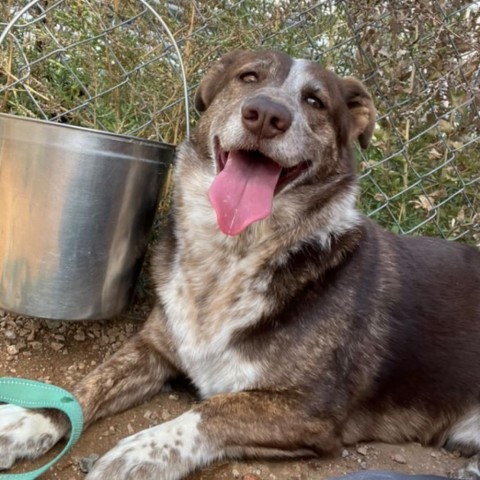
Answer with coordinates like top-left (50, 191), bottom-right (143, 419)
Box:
top-left (0, 305), bottom-right (180, 470)
top-left (71, 340), bottom-right (176, 428)
top-left (87, 390), bottom-right (342, 480)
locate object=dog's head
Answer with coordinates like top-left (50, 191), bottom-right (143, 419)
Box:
top-left (191, 50), bottom-right (376, 236)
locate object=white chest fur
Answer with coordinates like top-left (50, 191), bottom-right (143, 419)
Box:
top-left (159, 177), bottom-right (276, 398)
top-left (161, 250), bottom-right (271, 398)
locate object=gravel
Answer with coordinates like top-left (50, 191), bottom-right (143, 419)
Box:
top-left (0, 309), bottom-right (146, 386)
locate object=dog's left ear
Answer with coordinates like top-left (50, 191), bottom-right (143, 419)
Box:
top-left (342, 77), bottom-right (376, 149)
top-left (194, 50), bottom-right (247, 112)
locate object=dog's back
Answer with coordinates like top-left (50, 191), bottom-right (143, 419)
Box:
top-left (333, 222), bottom-right (480, 451)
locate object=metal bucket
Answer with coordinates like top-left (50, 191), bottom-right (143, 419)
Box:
top-left (0, 113), bottom-right (174, 320)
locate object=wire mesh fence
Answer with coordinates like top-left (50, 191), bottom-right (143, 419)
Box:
top-left (1, 0), bottom-right (479, 245)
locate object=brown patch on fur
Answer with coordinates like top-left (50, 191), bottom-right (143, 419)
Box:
top-left (72, 314), bottom-right (181, 427)
top-left (1, 419), bottom-right (25, 433)
top-left (196, 392), bottom-right (341, 457)
top-left (194, 50), bottom-right (293, 113)
top-left (94, 458), bottom-right (126, 476)
top-left (342, 405), bottom-right (458, 447)
top-left (341, 76), bottom-right (376, 148)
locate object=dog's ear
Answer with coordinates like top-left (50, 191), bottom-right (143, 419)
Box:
top-left (342, 77), bottom-right (376, 149)
top-left (194, 51), bottom-right (247, 112)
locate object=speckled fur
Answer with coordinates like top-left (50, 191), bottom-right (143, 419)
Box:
top-left (1, 50), bottom-right (480, 480)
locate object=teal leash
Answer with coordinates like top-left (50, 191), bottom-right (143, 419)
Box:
top-left (0, 377), bottom-right (84, 479)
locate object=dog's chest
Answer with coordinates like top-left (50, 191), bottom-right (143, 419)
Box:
top-left (160, 239), bottom-right (273, 398)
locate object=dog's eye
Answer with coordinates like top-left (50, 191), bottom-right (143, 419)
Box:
top-left (239, 72), bottom-right (258, 83)
top-left (305, 95), bottom-right (325, 110)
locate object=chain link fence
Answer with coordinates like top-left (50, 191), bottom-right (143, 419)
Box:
top-left (1, 0), bottom-right (479, 244)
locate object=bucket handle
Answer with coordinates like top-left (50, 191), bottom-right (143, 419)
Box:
top-left (0, 0), bottom-right (190, 138)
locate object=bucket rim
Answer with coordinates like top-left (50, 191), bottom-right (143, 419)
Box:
top-left (0, 112), bottom-right (176, 151)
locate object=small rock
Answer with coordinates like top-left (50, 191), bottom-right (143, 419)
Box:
top-left (357, 446), bottom-right (368, 456)
top-left (14, 318), bottom-right (24, 327)
top-left (341, 449), bottom-right (350, 458)
top-left (6, 345), bottom-right (19, 355)
top-left (107, 326), bottom-right (120, 337)
top-left (45, 319), bottom-right (61, 330)
top-left (27, 329), bottom-right (35, 341)
top-left (127, 423), bottom-right (135, 435)
top-left (360, 461), bottom-right (368, 470)
top-left (392, 453), bottom-right (407, 464)
top-left (78, 454), bottom-right (99, 473)
top-left (50, 341), bottom-right (64, 351)
top-left (161, 410), bottom-right (171, 420)
top-left (91, 329), bottom-right (101, 339)
top-left (4, 329), bottom-right (17, 340)
top-left (430, 451), bottom-right (439, 458)
top-left (232, 469), bottom-right (241, 478)
top-left (74, 330), bottom-right (86, 341)
top-left (18, 328), bottom-right (29, 337)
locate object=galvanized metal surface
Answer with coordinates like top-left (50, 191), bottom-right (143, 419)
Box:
top-left (0, 113), bottom-right (174, 320)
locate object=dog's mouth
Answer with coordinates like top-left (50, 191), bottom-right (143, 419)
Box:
top-left (215, 147), bottom-right (309, 193)
top-left (208, 139), bottom-right (310, 236)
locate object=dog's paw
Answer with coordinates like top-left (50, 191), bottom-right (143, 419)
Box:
top-left (86, 411), bottom-right (215, 480)
top-left (0, 404), bottom-right (65, 470)
top-left (455, 455), bottom-right (480, 480)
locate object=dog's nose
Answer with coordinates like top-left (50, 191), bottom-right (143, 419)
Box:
top-left (241, 96), bottom-right (292, 139)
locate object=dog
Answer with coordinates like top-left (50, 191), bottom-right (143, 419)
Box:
top-left (1, 50), bottom-right (480, 480)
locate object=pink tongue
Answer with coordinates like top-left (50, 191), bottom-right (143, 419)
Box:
top-left (208, 151), bottom-right (282, 236)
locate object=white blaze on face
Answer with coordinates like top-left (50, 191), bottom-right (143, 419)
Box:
top-left (208, 58), bottom-right (323, 236)
top-left (284, 58), bottom-right (317, 94)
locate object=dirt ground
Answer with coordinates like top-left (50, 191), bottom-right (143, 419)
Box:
top-left (0, 308), bottom-right (465, 480)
